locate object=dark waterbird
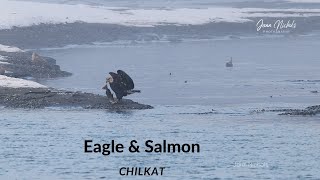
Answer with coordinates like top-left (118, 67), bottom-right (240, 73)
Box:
top-left (102, 70), bottom-right (141, 104)
top-left (226, 57), bottom-right (233, 67)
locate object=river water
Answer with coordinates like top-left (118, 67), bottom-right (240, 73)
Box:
top-left (1, 33), bottom-right (320, 179)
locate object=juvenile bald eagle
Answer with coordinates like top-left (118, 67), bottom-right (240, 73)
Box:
top-left (102, 70), bottom-right (141, 104)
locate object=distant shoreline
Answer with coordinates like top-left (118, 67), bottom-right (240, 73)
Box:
top-left (0, 16), bottom-right (319, 50)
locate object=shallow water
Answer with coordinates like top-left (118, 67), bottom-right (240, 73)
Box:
top-left (1, 35), bottom-right (320, 179)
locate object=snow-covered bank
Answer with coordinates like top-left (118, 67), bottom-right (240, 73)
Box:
top-left (1, 0), bottom-right (320, 29)
top-left (0, 75), bottom-right (46, 88)
top-left (0, 44), bottom-right (23, 52)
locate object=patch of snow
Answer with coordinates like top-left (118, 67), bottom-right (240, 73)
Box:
top-left (0, 61), bottom-right (10, 65)
top-left (0, 0), bottom-right (320, 28)
top-left (0, 75), bottom-right (47, 88)
top-left (0, 44), bottom-right (24, 52)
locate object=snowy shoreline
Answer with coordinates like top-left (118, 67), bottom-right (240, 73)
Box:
top-left (0, 44), bottom-right (46, 89)
top-left (1, 0), bottom-right (320, 29)
top-left (1, 16), bottom-right (320, 50)
top-left (0, 75), bottom-right (46, 88)
top-left (1, 0), bottom-right (320, 49)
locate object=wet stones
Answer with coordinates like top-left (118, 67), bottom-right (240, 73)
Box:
top-left (252, 105), bottom-right (320, 116)
top-left (0, 87), bottom-right (153, 110)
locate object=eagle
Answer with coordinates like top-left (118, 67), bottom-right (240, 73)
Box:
top-left (102, 70), bottom-right (141, 104)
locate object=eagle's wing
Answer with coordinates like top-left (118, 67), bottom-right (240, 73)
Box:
top-left (109, 72), bottom-right (126, 99)
top-left (109, 72), bottom-right (123, 90)
top-left (109, 72), bottom-right (120, 82)
top-left (117, 70), bottom-right (134, 90)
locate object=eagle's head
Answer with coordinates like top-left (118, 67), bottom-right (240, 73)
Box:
top-left (106, 76), bottom-right (114, 83)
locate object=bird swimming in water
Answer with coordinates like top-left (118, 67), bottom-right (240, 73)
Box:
top-left (226, 57), bottom-right (233, 67)
top-left (102, 70), bottom-right (141, 104)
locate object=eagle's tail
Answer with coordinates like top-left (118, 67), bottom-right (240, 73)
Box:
top-left (127, 89), bottom-right (141, 94)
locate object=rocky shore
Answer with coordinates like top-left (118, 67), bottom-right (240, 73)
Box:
top-left (0, 87), bottom-right (153, 109)
top-left (0, 50), bottom-right (71, 78)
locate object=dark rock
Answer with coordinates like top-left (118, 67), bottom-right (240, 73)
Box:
top-left (0, 51), bottom-right (71, 78)
top-left (252, 105), bottom-right (320, 116)
top-left (0, 87), bottom-right (153, 110)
